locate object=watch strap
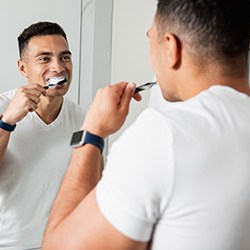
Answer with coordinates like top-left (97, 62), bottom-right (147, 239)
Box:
top-left (0, 115), bottom-right (16, 132)
top-left (70, 130), bottom-right (104, 153)
top-left (84, 131), bottom-right (104, 153)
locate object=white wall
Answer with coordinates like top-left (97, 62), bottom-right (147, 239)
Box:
top-left (108, 0), bottom-right (157, 146)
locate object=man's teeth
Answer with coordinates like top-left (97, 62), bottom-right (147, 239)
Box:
top-left (48, 77), bottom-right (66, 84)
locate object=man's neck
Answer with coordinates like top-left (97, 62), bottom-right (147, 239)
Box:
top-left (36, 96), bottom-right (64, 124)
top-left (177, 62), bottom-right (250, 100)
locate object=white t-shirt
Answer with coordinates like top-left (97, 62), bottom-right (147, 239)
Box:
top-left (0, 89), bottom-right (85, 249)
top-left (97, 85), bottom-right (250, 250)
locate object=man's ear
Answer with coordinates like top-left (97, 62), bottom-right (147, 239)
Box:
top-left (17, 59), bottom-right (28, 78)
top-left (164, 32), bottom-right (181, 68)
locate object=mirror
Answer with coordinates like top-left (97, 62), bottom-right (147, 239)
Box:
top-left (0, 1), bottom-right (113, 248)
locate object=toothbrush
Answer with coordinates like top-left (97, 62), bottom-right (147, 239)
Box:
top-left (44, 77), bottom-right (67, 90)
top-left (134, 81), bottom-right (157, 93)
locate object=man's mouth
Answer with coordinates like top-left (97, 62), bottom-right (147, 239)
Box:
top-left (44, 76), bottom-right (68, 90)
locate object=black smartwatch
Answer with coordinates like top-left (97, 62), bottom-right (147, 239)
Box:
top-left (70, 130), bottom-right (104, 154)
top-left (0, 115), bottom-right (16, 132)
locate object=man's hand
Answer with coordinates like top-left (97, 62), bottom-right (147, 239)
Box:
top-left (2, 84), bottom-right (46, 125)
top-left (82, 82), bottom-right (141, 138)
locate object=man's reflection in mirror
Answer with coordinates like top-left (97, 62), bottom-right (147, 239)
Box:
top-left (0, 21), bottom-right (85, 249)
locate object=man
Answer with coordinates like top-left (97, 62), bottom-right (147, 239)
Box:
top-left (0, 22), bottom-right (85, 249)
top-left (43, 0), bottom-right (250, 249)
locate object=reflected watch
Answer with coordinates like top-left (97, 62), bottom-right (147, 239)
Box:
top-left (0, 115), bottom-right (16, 132)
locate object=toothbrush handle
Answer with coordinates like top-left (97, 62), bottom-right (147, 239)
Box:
top-left (134, 81), bottom-right (157, 93)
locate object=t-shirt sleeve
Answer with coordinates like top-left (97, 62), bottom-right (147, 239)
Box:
top-left (96, 108), bottom-right (175, 242)
top-left (0, 90), bottom-right (15, 114)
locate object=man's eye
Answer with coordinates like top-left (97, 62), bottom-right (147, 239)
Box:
top-left (61, 55), bottom-right (71, 62)
top-left (38, 57), bottom-right (50, 62)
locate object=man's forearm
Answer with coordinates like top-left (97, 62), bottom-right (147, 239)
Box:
top-left (44, 144), bottom-right (103, 234)
top-left (0, 129), bottom-right (10, 166)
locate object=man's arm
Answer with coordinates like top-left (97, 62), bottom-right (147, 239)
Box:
top-left (0, 84), bottom-right (46, 165)
top-left (42, 82), bottom-right (148, 250)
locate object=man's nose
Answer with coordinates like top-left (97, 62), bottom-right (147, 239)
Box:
top-left (50, 58), bottom-right (65, 72)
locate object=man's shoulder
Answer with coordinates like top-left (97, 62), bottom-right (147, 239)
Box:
top-left (0, 89), bottom-right (17, 113)
top-left (63, 97), bottom-right (85, 113)
top-left (0, 89), bottom-right (17, 100)
top-left (62, 97), bottom-right (86, 123)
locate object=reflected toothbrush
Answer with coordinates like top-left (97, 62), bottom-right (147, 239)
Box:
top-left (44, 77), bottom-right (67, 90)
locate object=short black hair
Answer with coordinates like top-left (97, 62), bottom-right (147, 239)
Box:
top-left (156, 0), bottom-right (250, 74)
top-left (18, 21), bottom-right (68, 58)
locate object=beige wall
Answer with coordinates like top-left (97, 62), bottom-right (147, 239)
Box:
top-left (108, 0), bottom-right (157, 146)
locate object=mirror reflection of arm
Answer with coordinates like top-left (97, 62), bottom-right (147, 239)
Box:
top-left (0, 84), bottom-right (46, 166)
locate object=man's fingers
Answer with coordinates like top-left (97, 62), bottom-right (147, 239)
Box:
top-left (26, 104), bottom-right (36, 113)
top-left (28, 85), bottom-right (46, 97)
top-left (20, 83), bottom-right (47, 97)
top-left (26, 93), bottom-right (42, 105)
top-left (119, 83), bottom-right (136, 110)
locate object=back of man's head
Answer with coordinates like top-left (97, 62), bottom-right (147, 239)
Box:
top-left (156, 0), bottom-right (250, 76)
top-left (18, 21), bottom-right (68, 59)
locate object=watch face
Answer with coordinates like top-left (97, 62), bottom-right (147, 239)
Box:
top-left (70, 130), bottom-right (84, 147)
